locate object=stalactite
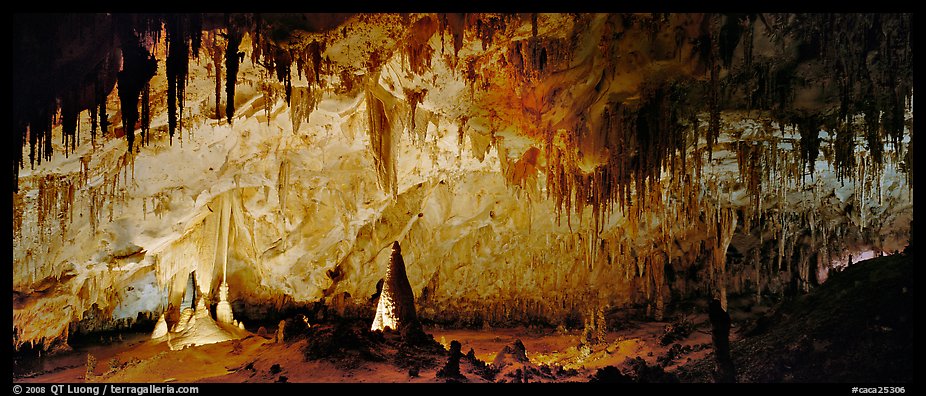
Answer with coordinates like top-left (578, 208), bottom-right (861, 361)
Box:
top-left (706, 15), bottom-right (722, 158)
top-left (303, 40), bottom-right (325, 87)
top-left (60, 179), bottom-right (74, 233)
top-left (290, 86), bottom-right (317, 134)
top-left (28, 105), bottom-right (53, 168)
top-left (225, 23), bottom-right (243, 124)
top-left (250, 13), bottom-right (266, 66)
top-left (403, 16), bottom-right (438, 75)
top-left (98, 92), bottom-right (110, 145)
top-left (736, 140), bottom-right (763, 216)
top-left (165, 14), bottom-right (197, 143)
top-left (456, 117), bottom-right (468, 149)
top-left (274, 48), bottom-right (293, 104)
top-left (473, 15), bottom-right (506, 52)
top-left (13, 189), bottom-right (25, 240)
top-left (79, 155), bottom-right (91, 187)
top-left (403, 88), bottom-right (427, 134)
top-left (439, 13), bottom-right (467, 62)
top-left (833, 119), bottom-right (856, 181)
top-left (209, 32), bottom-right (224, 121)
top-left (258, 77), bottom-right (277, 125)
top-left (89, 187), bottom-right (99, 234)
top-left (46, 111), bottom-right (53, 164)
top-left (36, 174), bottom-right (73, 242)
top-left (366, 87), bottom-right (397, 198)
top-left (857, 155), bottom-right (869, 230)
top-left (167, 52), bottom-right (178, 144)
top-left (709, 207), bottom-right (737, 310)
top-left (797, 117), bottom-right (821, 180)
top-left (61, 93), bottom-right (78, 158)
top-left (14, 121), bottom-right (25, 192)
top-left (769, 13), bottom-right (910, 172)
top-left (117, 36), bottom-right (158, 152)
top-left (76, 110), bottom-right (80, 150)
top-left (277, 159), bottom-right (290, 250)
top-left (88, 105), bottom-right (98, 148)
top-left (141, 84), bottom-right (150, 146)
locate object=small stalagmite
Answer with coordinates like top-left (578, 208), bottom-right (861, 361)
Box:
top-left (151, 314), bottom-right (168, 339)
top-left (371, 241), bottom-right (418, 332)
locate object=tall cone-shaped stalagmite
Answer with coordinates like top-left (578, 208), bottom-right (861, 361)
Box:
top-left (371, 241), bottom-right (417, 332)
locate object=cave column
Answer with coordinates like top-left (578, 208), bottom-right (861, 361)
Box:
top-left (215, 195), bottom-right (236, 325)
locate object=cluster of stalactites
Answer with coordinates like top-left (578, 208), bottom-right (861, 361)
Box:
top-left (728, 14), bottom-right (912, 179)
top-left (735, 139), bottom-right (764, 216)
top-left (524, 13), bottom-right (911, 231)
top-left (223, 15), bottom-right (249, 124)
top-left (401, 15), bottom-right (438, 76)
top-left (249, 15), bottom-right (328, 106)
top-left (544, 78), bottom-right (695, 231)
top-left (13, 14), bottom-right (165, 192)
top-left (165, 14), bottom-right (203, 144)
top-left (116, 26), bottom-right (158, 152)
top-left (290, 87), bottom-right (318, 134)
top-left (13, 13), bottom-right (200, 193)
top-left (25, 174), bottom-right (77, 244)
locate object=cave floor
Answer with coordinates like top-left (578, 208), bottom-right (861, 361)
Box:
top-left (14, 315), bottom-right (730, 383)
top-left (12, 255), bottom-right (912, 383)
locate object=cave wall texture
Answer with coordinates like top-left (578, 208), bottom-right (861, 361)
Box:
top-left (12, 13), bottom-right (913, 350)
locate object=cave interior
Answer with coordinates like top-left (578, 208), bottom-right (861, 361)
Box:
top-left (11, 12), bottom-right (914, 383)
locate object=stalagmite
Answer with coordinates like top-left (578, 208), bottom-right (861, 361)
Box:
top-left (371, 241), bottom-right (418, 332)
top-left (151, 314), bottom-right (168, 339)
top-left (275, 320), bottom-right (285, 343)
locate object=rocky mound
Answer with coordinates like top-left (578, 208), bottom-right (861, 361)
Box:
top-left (677, 253), bottom-right (913, 383)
